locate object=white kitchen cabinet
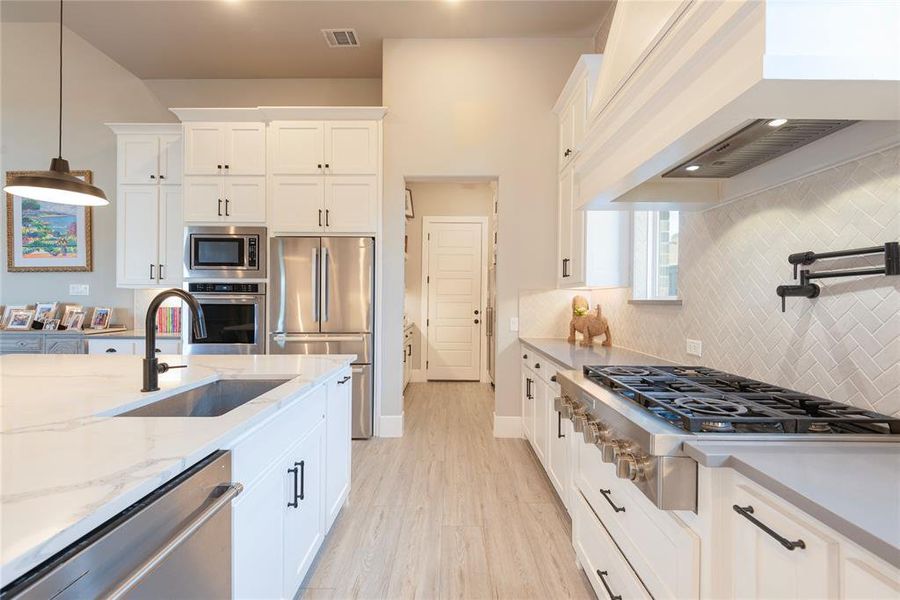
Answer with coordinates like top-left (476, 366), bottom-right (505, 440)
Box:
top-left (325, 175), bottom-right (378, 232)
top-left (184, 123), bottom-right (265, 176)
top-left (118, 133), bottom-right (182, 185)
top-left (183, 176), bottom-right (265, 224)
top-left (531, 367), bottom-right (548, 465)
top-left (546, 376), bottom-right (571, 508)
top-left (87, 338), bottom-right (181, 355)
top-left (111, 125), bottom-right (185, 289)
top-left (233, 458), bottom-right (284, 600)
top-left (557, 166), bottom-right (583, 286)
top-left (269, 176), bottom-right (326, 233)
top-left (325, 121), bottom-right (379, 175)
top-left (558, 77), bottom-right (587, 171)
top-left (324, 370), bottom-right (353, 532)
top-left (522, 367), bottom-right (535, 444)
top-left (282, 421), bottom-right (325, 598)
top-left (268, 121), bottom-right (325, 175)
top-left (840, 543), bottom-right (900, 600)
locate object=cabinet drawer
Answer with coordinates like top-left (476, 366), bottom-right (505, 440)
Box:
top-left (88, 339), bottom-right (137, 355)
top-left (45, 337), bottom-right (85, 354)
top-left (153, 339), bottom-right (182, 354)
top-left (577, 442), bottom-right (700, 599)
top-left (573, 490), bottom-right (652, 600)
top-left (231, 383), bottom-right (326, 486)
top-left (0, 335), bottom-right (43, 354)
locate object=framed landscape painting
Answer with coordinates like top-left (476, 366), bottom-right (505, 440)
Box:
top-left (5, 170), bottom-right (93, 272)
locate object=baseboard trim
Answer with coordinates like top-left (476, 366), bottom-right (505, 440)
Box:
top-left (493, 413), bottom-right (522, 438)
top-left (411, 369), bottom-right (427, 383)
top-left (379, 412), bottom-right (404, 438)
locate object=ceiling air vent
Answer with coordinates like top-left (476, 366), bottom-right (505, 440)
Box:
top-left (322, 29), bottom-right (359, 48)
top-left (663, 119), bottom-right (857, 178)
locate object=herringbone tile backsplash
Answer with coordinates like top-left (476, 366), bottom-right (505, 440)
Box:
top-left (522, 147), bottom-right (900, 416)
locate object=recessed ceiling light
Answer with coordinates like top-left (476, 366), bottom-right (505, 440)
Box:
top-left (685, 165), bottom-right (701, 172)
top-left (767, 118), bottom-right (788, 127)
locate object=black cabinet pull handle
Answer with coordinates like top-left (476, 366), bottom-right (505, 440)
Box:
top-left (318, 209), bottom-right (323, 227)
top-left (534, 363), bottom-right (540, 369)
top-left (149, 264), bottom-right (155, 279)
top-left (150, 174), bottom-right (156, 179)
top-left (324, 163), bottom-right (330, 169)
top-left (325, 209), bottom-right (330, 227)
top-left (217, 198), bottom-right (222, 216)
top-left (158, 264), bottom-right (165, 280)
top-left (550, 375), bottom-right (557, 382)
top-left (298, 460), bottom-right (305, 501)
top-left (338, 375), bottom-right (351, 384)
top-left (526, 378), bottom-right (533, 400)
top-left (562, 257), bottom-right (570, 278)
top-left (558, 411), bottom-right (565, 438)
top-left (217, 164), bottom-right (222, 169)
top-left (599, 489), bottom-right (626, 513)
top-left (105, 348), bottom-right (117, 353)
top-left (159, 174), bottom-right (165, 180)
top-left (523, 354), bottom-right (528, 359)
top-left (317, 163), bottom-right (322, 169)
top-left (224, 164), bottom-right (229, 170)
top-left (596, 570), bottom-right (621, 600)
top-left (225, 198), bottom-right (230, 216)
top-left (733, 505), bottom-right (806, 551)
top-left (287, 465), bottom-right (299, 508)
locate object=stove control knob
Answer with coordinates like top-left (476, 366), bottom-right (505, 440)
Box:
top-left (616, 452), bottom-right (649, 481)
top-left (553, 395), bottom-right (568, 413)
top-left (562, 399), bottom-right (578, 420)
top-left (572, 410), bottom-right (589, 433)
top-left (601, 440), bottom-right (628, 463)
top-left (582, 420), bottom-right (607, 444)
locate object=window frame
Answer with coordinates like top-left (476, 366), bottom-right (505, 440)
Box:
top-left (631, 210), bottom-right (681, 303)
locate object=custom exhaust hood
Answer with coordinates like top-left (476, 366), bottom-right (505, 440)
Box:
top-left (575, 0), bottom-right (900, 210)
top-left (662, 119), bottom-right (858, 179)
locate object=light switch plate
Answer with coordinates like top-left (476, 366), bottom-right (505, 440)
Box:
top-left (686, 338), bottom-right (702, 357)
top-left (69, 284), bottom-right (89, 296)
top-left (510, 317), bottom-right (519, 332)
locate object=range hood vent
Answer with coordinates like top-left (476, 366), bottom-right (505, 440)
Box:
top-left (663, 119), bottom-right (857, 179)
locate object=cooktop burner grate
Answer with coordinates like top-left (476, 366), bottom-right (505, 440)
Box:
top-left (584, 365), bottom-right (900, 435)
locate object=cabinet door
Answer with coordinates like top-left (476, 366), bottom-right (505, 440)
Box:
top-left (233, 460), bottom-right (284, 600)
top-left (87, 339), bottom-right (137, 355)
top-left (558, 101), bottom-right (575, 170)
top-left (118, 185), bottom-right (160, 285)
top-left (283, 422), bottom-right (325, 598)
top-left (547, 379), bottom-right (570, 508)
top-left (269, 176), bottom-right (325, 233)
top-left (324, 175), bottom-right (377, 233)
top-left (324, 121), bottom-right (378, 175)
top-left (533, 374), bottom-right (548, 465)
top-left (159, 134), bottom-right (183, 185)
top-left (226, 123), bottom-right (267, 175)
top-left (224, 177), bottom-right (266, 223)
top-left (157, 186), bottom-right (183, 286)
top-left (119, 135), bottom-right (160, 184)
top-left (728, 478), bottom-right (840, 599)
top-left (557, 167), bottom-right (574, 286)
top-left (840, 544), bottom-right (900, 600)
top-left (269, 121), bottom-right (325, 175)
top-left (522, 369), bottom-right (535, 442)
top-left (571, 78), bottom-right (587, 152)
top-left (184, 124), bottom-right (225, 175)
top-left (183, 176), bottom-right (224, 223)
top-left (325, 370), bottom-right (352, 532)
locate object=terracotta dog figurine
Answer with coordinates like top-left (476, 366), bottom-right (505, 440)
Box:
top-left (568, 295), bottom-right (612, 347)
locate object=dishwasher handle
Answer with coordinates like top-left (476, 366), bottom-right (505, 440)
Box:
top-left (105, 482), bottom-right (243, 600)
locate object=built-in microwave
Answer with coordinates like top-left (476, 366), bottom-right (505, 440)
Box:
top-left (184, 226), bottom-right (266, 279)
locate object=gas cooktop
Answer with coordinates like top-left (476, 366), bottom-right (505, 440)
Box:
top-left (583, 365), bottom-right (900, 435)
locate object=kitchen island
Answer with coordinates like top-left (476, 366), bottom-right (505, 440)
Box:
top-left (0, 354), bottom-right (355, 596)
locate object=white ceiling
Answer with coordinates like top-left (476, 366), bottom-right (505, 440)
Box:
top-left (2, 0), bottom-right (616, 79)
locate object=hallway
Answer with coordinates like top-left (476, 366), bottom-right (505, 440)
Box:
top-left (301, 382), bottom-right (594, 599)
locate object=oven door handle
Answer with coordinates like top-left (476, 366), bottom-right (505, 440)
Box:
top-left (105, 483), bottom-right (243, 600)
top-left (192, 295), bottom-right (262, 302)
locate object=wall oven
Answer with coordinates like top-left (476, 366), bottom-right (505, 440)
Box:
top-left (184, 283), bottom-right (266, 355)
top-left (184, 226), bottom-right (266, 280)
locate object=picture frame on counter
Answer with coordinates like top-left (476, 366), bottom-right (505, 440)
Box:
top-left (90, 307), bottom-right (112, 330)
top-left (5, 170), bottom-right (94, 272)
top-left (34, 302), bottom-right (59, 323)
top-left (1, 305), bottom-right (28, 328)
top-left (42, 318), bottom-right (60, 331)
top-left (61, 305), bottom-right (83, 329)
top-left (69, 312), bottom-right (86, 331)
top-left (6, 309), bottom-right (35, 330)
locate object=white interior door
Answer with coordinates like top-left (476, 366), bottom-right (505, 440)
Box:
top-left (425, 220), bottom-right (484, 381)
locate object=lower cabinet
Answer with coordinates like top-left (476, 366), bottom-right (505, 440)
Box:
top-left (521, 368), bottom-right (535, 443)
top-left (532, 371), bottom-right (549, 465)
top-left (546, 378), bottom-right (571, 507)
top-left (231, 368), bottom-right (352, 600)
top-left (86, 338), bottom-right (181, 355)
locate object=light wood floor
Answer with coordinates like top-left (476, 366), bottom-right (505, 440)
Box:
top-left (301, 382), bottom-right (595, 600)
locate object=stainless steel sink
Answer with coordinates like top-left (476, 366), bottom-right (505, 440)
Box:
top-left (117, 379), bottom-right (289, 417)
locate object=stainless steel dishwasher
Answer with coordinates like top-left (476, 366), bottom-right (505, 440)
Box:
top-left (0, 451), bottom-right (241, 599)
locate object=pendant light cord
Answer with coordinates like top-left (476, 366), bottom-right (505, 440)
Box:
top-left (58, 0), bottom-right (63, 159)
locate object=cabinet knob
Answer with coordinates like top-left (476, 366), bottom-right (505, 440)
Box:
top-left (149, 174), bottom-right (156, 179)
top-left (224, 164), bottom-right (229, 169)
top-left (159, 174), bottom-right (165, 180)
top-left (105, 348), bottom-right (117, 353)
top-left (523, 354), bottom-right (528, 359)
top-left (324, 163), bottom-right (330, 169)
top-left (217, 164), bottom-right (222, 169)
top-left (534, 363), bottom-right (540, 369)
top-left (317, 164), bottom-right (323, 169)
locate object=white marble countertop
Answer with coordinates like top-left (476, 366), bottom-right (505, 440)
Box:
top-left (519, 337), bottom-right (673, 370)
top-left (0, 353), bottom-right (354, 587)
top-left (684, 441), bottom-right (900, 568)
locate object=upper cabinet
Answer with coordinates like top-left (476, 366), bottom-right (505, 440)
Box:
top-left (325, 121), bottom-right (379, 175)
top-left (269, 121), bottom-right (379, 176)
top-left (108, 124), bottom-right (185, 289)
top-left (558, 78), bottom-right (587, 171)
top-left (184, 122), bottom-right (266, 175)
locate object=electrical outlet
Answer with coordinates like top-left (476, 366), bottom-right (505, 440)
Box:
top-left (510, 317), bottom-right (519, 332)
top-left (686, 338), bottom-right (702, 357)
top-left (69, 284), bottom-right (89, 296)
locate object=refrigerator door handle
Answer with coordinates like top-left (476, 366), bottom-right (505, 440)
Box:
top-left (273, 334), bottom-right (365, 342)
top-left (312, 247), bottom-right (320, 322)
top-left (321, 246), bottom-right (330, 322)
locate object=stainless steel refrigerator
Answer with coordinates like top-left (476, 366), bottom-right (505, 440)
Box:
top-left (269, 237), bottom-right (375, 438)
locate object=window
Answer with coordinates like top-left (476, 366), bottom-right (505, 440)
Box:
top-left (632, 210), bottom-right (679, 300)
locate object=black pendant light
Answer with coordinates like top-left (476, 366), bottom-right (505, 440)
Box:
top-left (3, 0), bottom-right (108, 206)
